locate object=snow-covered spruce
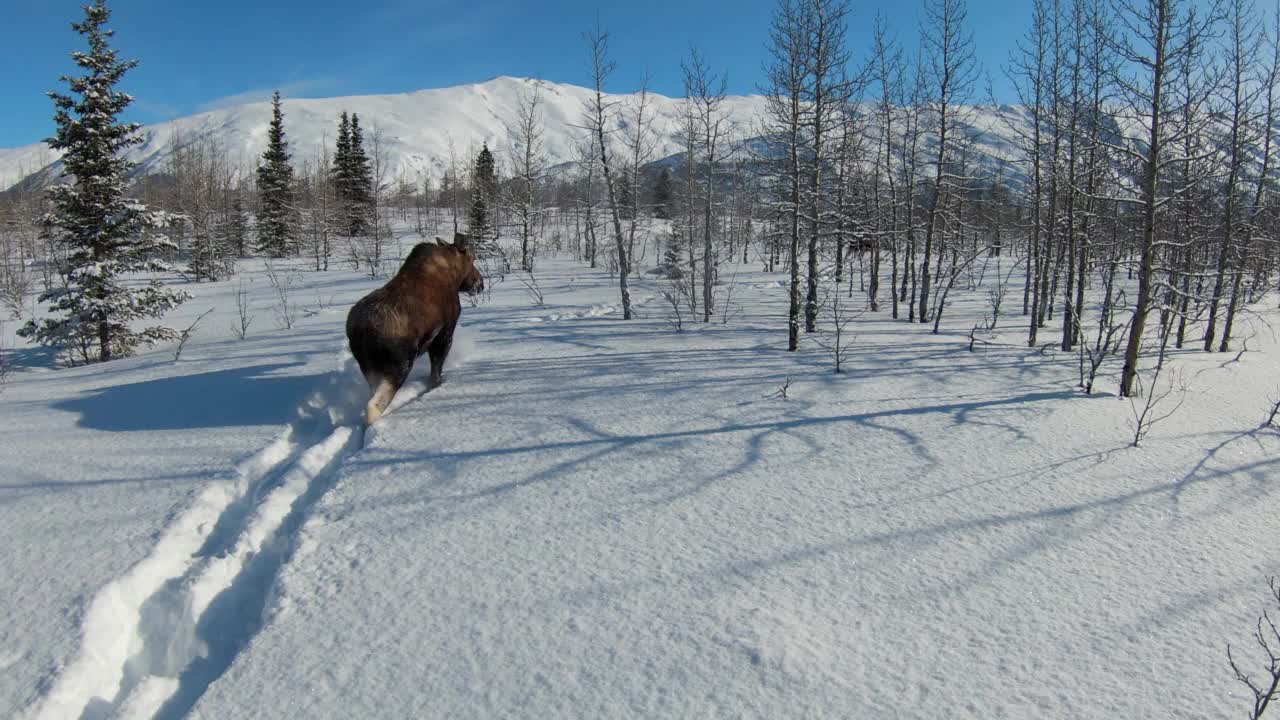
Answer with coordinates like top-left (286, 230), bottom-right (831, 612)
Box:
top-left (18, 0), bottom-right (186, 364)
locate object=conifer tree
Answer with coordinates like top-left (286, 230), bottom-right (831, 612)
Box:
top-left (255, 91), bottom-right (298, 257)
top-left (660, 238), bottom-right (685, 279)
top-left (653, 168), bottom-right (672, 220)
top-left (19, 0), bottom-right (187, 364)
top-left (617, 172), bottom-right (635, 221)
top-left (225, 194), bottom-right (249, 257)
top-left (347, 113), bottom-right (373, 237)
top-left (469, 143), bottom-right (498, 243)
top-left (332, 111), bottom-right (353, 230)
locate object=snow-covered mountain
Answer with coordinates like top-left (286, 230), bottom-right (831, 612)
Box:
top-left (0, 76), bottom-right (1039, 193)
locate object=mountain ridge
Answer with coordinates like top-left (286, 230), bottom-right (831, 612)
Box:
top-left (1, 75), bottom-right (1034, 193)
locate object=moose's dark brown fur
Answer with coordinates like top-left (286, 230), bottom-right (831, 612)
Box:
top-left (847, 237), bottom-right (878, 255)
top-left (346, 232), bottom-right (483, 424)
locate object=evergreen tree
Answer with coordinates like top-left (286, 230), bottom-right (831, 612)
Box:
top-left (332, 111), bottom-right (353, 229)
top-left (653, 167), bottom-right (672, 220)
top-left (189, 218), bottom-right (236, 281)
top-left (226, 194), bottom-right (249, 257)
top-left (660, 236), bottom-right (685, 279)
top-left (347, 113), bottom-right (373, 237)
top-left (194, 192), bottom-right (244, 281)
top-left (653, 167), bottom-right (673, 219)
top-left (19, 0), bottom-right (187, 364)
top-left (617, 172), bottom-right (635, 221)
top-left (469, 143), bottom-right (497, 243)
top-left (255, 91), bottom-right (298, 257)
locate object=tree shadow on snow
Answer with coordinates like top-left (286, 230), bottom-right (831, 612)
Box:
top-left (52, 362), bottom-right (321, 431)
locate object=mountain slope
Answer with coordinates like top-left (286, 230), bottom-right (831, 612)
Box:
top-left (0, 77), bottom-right (768, 191)
top-left (1, 76), bottom-right (1042, 193)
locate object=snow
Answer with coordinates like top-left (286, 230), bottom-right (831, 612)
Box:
top-left (0, 77), bottom-right (1042, 193)
top-left (2, 244), bottom-right (1278, 719)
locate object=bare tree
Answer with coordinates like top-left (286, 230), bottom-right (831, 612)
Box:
top-left (582, 23), bottom-right (632, 319)
top-left (507, 80), bottom-right (547, 271)
top-left (762, 0), bottom-right (809, 350)
top-left (304, 138), bottom-right (335, 271)
top-left (1219, 0), bottom-right (1278, 351)
top-left (682, 46), bottom-right (732, 323)
top-left (1112, 0), bottom-right (1221, 397)
top-left (803, 0), bottom-right (852, 333)
top-left (917, 0), bottom-right (979, 324)
top-left (870, 15), bottom-right (907, 320)
top-left (167, 130), bottom-right (236, 281)
top-left (1204, 0), bottom-right (1262, 351)
top-left (622, 75), bottom-right (659, 274)
top-left (364, 124), bottom-right (393, 278)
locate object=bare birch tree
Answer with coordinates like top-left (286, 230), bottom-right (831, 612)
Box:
top-left (582, 24), bottom-right (632, 319)
top-left (682, 46), bottom-right (732, 322)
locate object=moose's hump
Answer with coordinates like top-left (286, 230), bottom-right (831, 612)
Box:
top-left (402, 242), bottom-right (443, 267)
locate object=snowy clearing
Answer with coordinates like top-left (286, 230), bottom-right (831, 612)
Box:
top-left (2, 251), bottom-right (1278, 719)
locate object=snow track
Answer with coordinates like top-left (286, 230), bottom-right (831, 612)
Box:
top-left (524, 293), bottom-right (656, 323)
top-left (20, 350), bottom-right (422, 720)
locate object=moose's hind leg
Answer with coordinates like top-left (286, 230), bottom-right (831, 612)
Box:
top-left (427, 321), bottom-right (457, 390)
top-left (364, 375), bottom-right (398, 425)
top-left (363, 349), bottom-right (415, 425)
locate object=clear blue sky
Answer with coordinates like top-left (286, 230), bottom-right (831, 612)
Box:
top-left (0, 0), bottom-right (1038, 148)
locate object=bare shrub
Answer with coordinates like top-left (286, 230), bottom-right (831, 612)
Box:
top-left (0, 322), bottom-right (11, 393)
top-left (763, 376), bottom-right (793, 401)
top-left (173, 308), bottom-right (213, 362)
top-left (813, 279), bottom-right (861, 373)
top-left (718, 267), bottom-right (742, 324)
top-left (1228, 577), bottom-right (1280, 719)
top-left (520, 270), bottom-right (545, 306)
top-left (231, 278), bottom-right (254, 340)
top-left (263, 261), bottom-right (299, 330)
top-left (1083, 259), bottom-right (1128, 394)
top-left (0, 261), bottom-right (34, 320)
top-left (661, 277), bottom-right (690, 332)
top-left (1128, 335), bottom-right (1186, 448)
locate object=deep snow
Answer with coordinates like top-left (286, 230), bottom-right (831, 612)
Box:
top-left (2, 245), bottom-right (1278, 719)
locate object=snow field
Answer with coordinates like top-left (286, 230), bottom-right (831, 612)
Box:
top-left (2, 247), bottom-right (1278, 718)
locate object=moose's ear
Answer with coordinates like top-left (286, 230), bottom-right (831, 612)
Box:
top-left (453, 232), bottom-right (470, 249)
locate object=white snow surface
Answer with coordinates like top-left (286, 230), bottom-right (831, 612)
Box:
top-left (2, 243), bottom-right (1278, 719)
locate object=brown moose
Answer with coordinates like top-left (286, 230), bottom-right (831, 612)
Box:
top-left (346, 232), bottom-right (484, 424)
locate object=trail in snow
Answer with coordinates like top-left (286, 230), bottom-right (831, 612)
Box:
top-left (21, 341), bottom-right (448, 720)
top-left (524, 293), bottom-right (657, 323)
top-left (18, 297), bottom-right (607, 720)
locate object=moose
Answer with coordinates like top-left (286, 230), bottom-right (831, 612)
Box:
top-left (346, 232), bottom-right (484, 424)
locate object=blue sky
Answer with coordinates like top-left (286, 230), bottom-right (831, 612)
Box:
top-left (0, 0), bottom-right (1037, 148)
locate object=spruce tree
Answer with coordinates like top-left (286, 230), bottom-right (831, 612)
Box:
top-left (332, 111), bottom-right (353, 232)
top-left (19, 0), bottom-right (187, 364)
top-left (347, 113), bottom-right (373, 237)
top-left (226, 194), bottom-right (249, 256)
top-left (653, 168), bottom-right (672, 220)
top-left (255, 91), bottom-right (298, 257)
top-left (661, 238), bottom-right (685, 279)
top-left (617, 173), bottom-right (635, 221)
top-left (189, 219), bottom-right (235, 281)
top-left (195, 194), bottom-right (242, 280)
top-left (469, 143), bottom-right (497, 243)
